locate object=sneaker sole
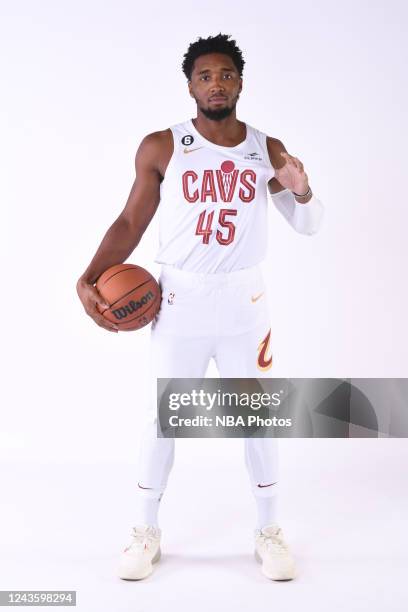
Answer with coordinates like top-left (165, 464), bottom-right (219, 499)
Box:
top-left (118, 547), bottom-right (161, 581)
top-left (255, 550), bottom-right (296, 581)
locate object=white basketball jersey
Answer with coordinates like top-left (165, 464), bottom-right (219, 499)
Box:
top-left (154, 119), bottom-right (275, 273)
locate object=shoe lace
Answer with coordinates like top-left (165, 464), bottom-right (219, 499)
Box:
top-left (259, 531), bottom-right (289, 555)
top-left (127, 526), bottom-right (159, 552)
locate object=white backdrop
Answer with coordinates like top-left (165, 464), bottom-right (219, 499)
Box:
top-left (1, 1), bottom-right (407, 610)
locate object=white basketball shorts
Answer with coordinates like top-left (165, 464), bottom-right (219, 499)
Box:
top-left (149, 262), bottom-right (273, 385)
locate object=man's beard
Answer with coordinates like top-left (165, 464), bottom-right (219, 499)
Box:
top-left (199, 104), bottom-right (235, 121)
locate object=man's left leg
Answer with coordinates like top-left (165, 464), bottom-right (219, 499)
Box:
top-left (214, 323), bottom-right (279, 529)
top-left (215, 323), bottom-right (296, 580)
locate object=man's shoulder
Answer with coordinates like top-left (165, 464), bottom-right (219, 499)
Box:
top-left (247, 125), bottom-right (285, 163)
top-left (266, 135), bottom-right (285, 152)
top-left (136, 128), bottom-right (173, 161)
top-left (266, 136), bottom-right (286, 169)
top-left (137, 120), bottom-right (193, 160)
top-left (141, 119), bottom-right (190, 145)
top-left (140, 128), bottom-right (173, 148)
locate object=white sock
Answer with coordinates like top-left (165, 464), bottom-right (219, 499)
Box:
top-left (134, 485), bottom-right (162, 528)
top-left (256, 494), bottom-right (278, 530)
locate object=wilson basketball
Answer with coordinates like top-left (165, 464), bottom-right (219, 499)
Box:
top-left (96, 264), bottom-right (161, 331)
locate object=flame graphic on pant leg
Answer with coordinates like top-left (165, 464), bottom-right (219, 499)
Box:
top-left (257, 328), bottom-right (273, 371)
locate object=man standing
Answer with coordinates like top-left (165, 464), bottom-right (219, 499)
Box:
top-left (77, 33), bottom-right (323, 581)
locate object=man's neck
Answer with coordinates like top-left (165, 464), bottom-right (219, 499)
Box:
top-left (192, 111), bottom-right (246, 147)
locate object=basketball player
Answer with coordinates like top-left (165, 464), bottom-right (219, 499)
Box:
top-left (77, 34), bottom-right (323, 581)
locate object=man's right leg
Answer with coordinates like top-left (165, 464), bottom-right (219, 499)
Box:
top-left (119, 265), bottom-right (215, 579)
top-left (135, 329), bottom-right (213, 527)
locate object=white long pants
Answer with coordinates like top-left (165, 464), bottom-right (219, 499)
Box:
top-left (136, 264), bottom-right (279, 506)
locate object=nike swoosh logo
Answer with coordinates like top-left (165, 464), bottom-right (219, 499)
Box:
top-left (257, 482), bottom-right (277, 488)
top-left (184, 146), bottom-right (204, 154)
top-left (251, 292), bottom-right (264, 303)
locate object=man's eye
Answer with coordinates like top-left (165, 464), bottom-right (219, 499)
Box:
top-left (200, 75), bottom-right (209, 81)
top-left (224, 74), bottom-right (232, 79)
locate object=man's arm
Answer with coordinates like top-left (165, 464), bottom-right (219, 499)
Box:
top-left (266, 137), bottom-right (323, 235)
top-left (76, 130), bottom-right (172, 332)
top-left (79, 130), bottom-right (171, 285)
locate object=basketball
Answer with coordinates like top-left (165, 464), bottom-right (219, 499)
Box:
top-left (95, 264), bottom-right (161, 331)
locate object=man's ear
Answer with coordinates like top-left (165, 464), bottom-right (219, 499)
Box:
top-left (238, 78), bottom-right (243, 94)
top-left (188, 81), bottom-right (194, 98)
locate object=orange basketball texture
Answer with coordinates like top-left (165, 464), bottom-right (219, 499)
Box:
top-left (95, 264), bottom-right (161, 331)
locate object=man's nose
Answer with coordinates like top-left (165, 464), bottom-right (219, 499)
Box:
top-left (210, 77), bottom-right (225, 92)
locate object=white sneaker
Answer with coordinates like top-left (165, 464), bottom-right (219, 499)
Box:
top-left (118, 525), bottom-right (161, 580)
top-left (254, 524), bottom-right (296, 580)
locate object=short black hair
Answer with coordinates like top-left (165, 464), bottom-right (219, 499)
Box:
top-left (182, 33), bottom-right (245, 81)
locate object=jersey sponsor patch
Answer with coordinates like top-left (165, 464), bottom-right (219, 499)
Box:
top-left (244, 151), bottom-right (262, 161)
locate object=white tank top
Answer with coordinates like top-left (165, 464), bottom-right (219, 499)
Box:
top-left (154, 119), bottom-right (275, 273)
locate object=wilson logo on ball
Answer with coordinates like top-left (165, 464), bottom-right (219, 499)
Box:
top-left (96, 263), bottom-right (161, 331)
top-left (112, 290), bottom-right (155, 320)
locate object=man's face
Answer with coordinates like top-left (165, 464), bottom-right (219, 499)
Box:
top-left (188, 53), bottom-right (242, 120)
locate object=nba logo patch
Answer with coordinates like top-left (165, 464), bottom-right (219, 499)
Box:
top-left (168, 292), bottom-right (175, 305)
